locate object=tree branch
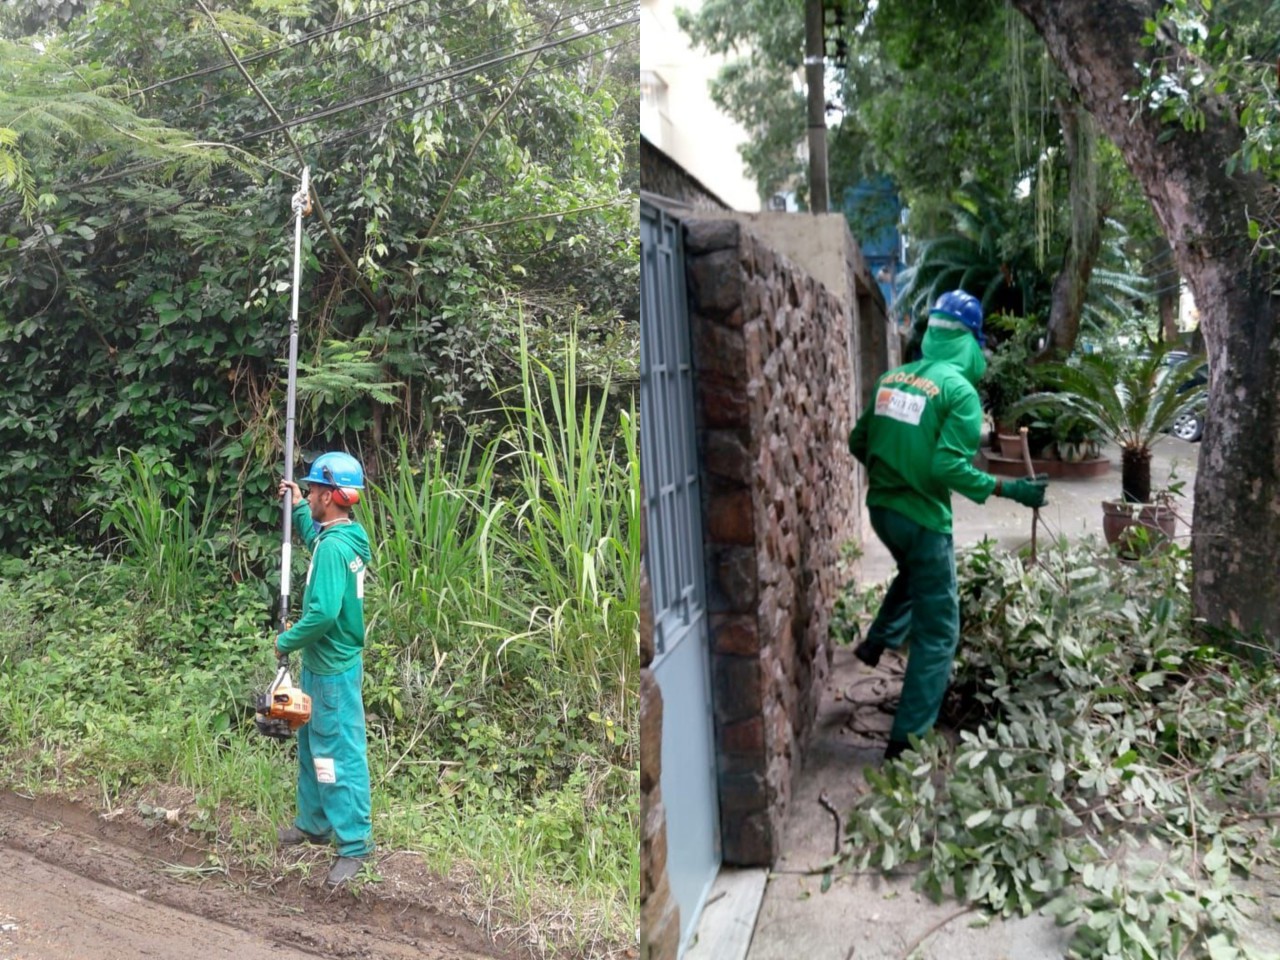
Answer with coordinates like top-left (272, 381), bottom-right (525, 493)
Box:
top-left (193, 0), bottom-right (380, 312)
top-left (421, 13), bottom-right (563, 245)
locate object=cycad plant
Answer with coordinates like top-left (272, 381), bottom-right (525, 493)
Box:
top-left (1016, 344), bottom-right (1206, 503)
top-left (896, 184), bottom-right (1049, 330)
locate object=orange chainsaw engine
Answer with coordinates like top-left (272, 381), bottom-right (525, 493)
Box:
top-left (255, 660), bottom-right (312, 740)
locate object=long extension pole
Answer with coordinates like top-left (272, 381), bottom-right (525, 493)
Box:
top-left (277, 167), bottom-right (311, 637)
top-left (1019, 426), bottom-right (1039, 564)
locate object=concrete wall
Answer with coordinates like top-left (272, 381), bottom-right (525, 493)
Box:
top-left (683, 217), bottom-right (864, 864)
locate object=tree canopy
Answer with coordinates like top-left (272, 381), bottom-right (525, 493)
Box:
top-left (680, 0), bottom-right (1174, 352)
top-left (682, 0), bottom-right (1280, 639)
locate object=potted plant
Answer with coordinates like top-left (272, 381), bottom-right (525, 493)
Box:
top-left (1014, 343), bottom-right (1206, 550)
top-left (980, 314), bottom-right (1037, 452)
top-left (1050, 411), bottom-right (1104, 463)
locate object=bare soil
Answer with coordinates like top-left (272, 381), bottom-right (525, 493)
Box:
top-left (0, 791), bottom-right (512, 960)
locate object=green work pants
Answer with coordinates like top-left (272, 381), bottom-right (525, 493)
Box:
top-left (862, 507), bottom-right (960, 743)
top-left (296, 662), bottom-right (374, 858)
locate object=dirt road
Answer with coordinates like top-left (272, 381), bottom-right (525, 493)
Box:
top-left (0, 792), bottom-right (506, 960)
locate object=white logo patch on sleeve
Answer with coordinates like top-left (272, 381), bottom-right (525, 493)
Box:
top-left (314, 757), bottom-right (336, 784)
top-left (875, 387), bottom-right (927, 425)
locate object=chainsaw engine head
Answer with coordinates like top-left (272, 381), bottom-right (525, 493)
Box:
top-left (254, 669), bottom-right (312, 740)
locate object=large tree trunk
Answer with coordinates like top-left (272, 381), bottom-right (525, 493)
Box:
top-left (1012, 0), bottom-right (1280, 642)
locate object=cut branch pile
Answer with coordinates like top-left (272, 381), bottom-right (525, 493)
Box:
top-left (841, 539), bottom-right (1280, 960)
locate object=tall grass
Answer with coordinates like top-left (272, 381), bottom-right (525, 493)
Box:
top-left (96, 448), bottom-right (218, 607)
top-left (19, 332), bottom-right (642, 956)
top-left (360, 433), bottom-right (510, 648)
top-left (495, 320), bottom-right (638, 721)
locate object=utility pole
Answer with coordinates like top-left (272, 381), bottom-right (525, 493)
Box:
top-left (804, 0), bottom-right (829, 213)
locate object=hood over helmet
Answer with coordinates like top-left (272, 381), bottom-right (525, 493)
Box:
top-left (921, 291), bottom-right (987, 385)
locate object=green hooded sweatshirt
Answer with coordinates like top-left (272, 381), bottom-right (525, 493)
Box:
top-left (277, 503), bottom-right (372, 675)
top-left (848, 322), bottom-right (998, 533)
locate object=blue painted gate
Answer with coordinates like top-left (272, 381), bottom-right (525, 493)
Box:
top-left (640, 201), bottom-right (720, 954)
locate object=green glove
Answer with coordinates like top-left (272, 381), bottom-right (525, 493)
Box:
top-left (998, 477), bottom-right (1048, 508)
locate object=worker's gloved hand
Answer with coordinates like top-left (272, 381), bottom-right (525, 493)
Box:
top-left (999, 477), bottom-right (1049, 508)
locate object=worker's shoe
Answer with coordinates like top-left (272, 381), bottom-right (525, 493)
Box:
top-left (325, 856), bottom-right (366, 886)
top-left (854, 639), bottom-right (883, 668)
top-left (277, 825), bottom-right (328, 846)
top-left (883, 740), bottom-right (910, 762)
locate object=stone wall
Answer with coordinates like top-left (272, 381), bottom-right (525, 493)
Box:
top-left (641, 137), bottom-right (731, 211)
top-left (639, 501), bottom-right (679, 960)
top-left (684, 217), bottom-right (862, 865)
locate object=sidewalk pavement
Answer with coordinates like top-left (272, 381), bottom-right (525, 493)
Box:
top-left (745, 438), bottom-right (1211, 960)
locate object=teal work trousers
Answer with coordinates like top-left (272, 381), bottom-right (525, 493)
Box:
top-left (862, 507), bottom-right (960, 743)
top-left (296, 662), bottom-right (374, 858)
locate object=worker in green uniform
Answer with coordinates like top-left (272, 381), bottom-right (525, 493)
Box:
top-left (275, 451), bottom-right (375, 885)
top-left (849, 291), bottom-right (1047, 761)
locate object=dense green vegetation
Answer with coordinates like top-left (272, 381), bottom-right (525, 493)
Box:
top-left (677, 0), bottom-right (1201, 351)
top-left (0, 1), bottom-right (637, 955)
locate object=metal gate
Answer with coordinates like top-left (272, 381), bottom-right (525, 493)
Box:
top-left (640, 201), bottom-right (720, 954)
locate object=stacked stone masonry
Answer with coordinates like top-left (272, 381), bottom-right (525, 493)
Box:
top-left (685, 218), bottom-right (862, 866)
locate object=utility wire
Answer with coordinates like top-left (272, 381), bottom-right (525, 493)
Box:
top-left (6, 10), bottom-right (634, 202)
top-left (229, 14), bottom-right (637, 143)
top-left (146, 1), bottom-right (628, 128)
top-left (0, 38), bottom-right (634, 259)
top-left (191, 2), bottom-right (630, 138)
top-left (152, 0), bottom-right (570, 123)
top-left (130, 0), bottom-right (437, 98)
top-left (194, 0), bottom-right (374, 307)
top-left (1, 37), bottom-right (632, 248)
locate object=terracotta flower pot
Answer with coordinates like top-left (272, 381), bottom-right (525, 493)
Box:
top-left (998, 434), bottom-right (1025, 459)
top-left (1102, 500), bottom-right (1177, 555)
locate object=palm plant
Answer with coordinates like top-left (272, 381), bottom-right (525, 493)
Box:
top-left (896, 189), bottom-right (1152, 352)
top-left (1015, 344), bottom-right (1206, 503)
top-left (896, 185), bottom-right (1048, 333)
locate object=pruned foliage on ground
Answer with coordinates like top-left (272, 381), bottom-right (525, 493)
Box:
top-left (841, 539), bottom-right (1280, 959)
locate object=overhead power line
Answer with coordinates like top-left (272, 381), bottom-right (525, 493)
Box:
top-left (229, 14), bottom-right (638, 144)
top-left (178, 1), bottom-right (631, 134)
top-left (19, 9), bottom-right (634, 199)
top-left (0, 36), bottom-right (635, 256)
top-left (130, 0), bottom-right (439, 98)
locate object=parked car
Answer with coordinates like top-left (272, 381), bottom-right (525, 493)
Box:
top-left (1163, 350), bottom-right (1208, 442)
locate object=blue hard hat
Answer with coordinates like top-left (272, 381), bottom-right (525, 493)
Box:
top-left (929, 290), bottom-right (985, 346)
top-left (304, 451), bottom-right (364, 490)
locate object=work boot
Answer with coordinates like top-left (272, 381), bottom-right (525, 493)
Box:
top-left (854, 639), bottom-right (882, 668)
top-left (883, 740), bottom-right (910, 762)
top-left (278, 825), bottom-right (328, 846)
top-left (325, 856), bottom-right (366, 886)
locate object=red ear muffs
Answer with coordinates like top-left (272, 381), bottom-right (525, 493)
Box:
top-left (320, 463), bottom-right (361, 507)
